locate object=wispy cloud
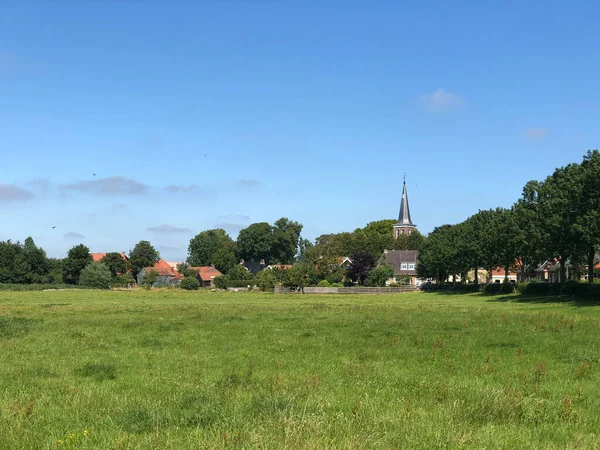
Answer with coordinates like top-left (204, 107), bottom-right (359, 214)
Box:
top-left (26, 178), bottom-right (52, 190)
top-left (61, 176), bottom-right (150, 195)
top-left (164, 184), bottom-right (214, 194)
top-left (0, 183), bottom-right (33, 202)
top-left (418, 88), bottom-right (464, 112)
top-left (218, 214), bottom-right (251, 222)
top-left (214, 222), bottom-right (247, 235)
top-left (237, 179), bottom-right (262, 188)
top-left (64, 231), bottom-right (86, 239)
top-left (147, 224), bottom-right (193, 233)
top-left (523, 128), bottom-right (551, 141)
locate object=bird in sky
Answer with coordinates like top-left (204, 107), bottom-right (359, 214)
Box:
top-left (93, 173), bottom-right (96, 176)
top-left (52, 226), bottom-right (56, 229)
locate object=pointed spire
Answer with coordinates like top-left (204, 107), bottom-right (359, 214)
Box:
top-left (397, 177), bottom-right (415, 226)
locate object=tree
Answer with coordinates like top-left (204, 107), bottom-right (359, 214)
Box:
top-left (236, 222), bottom-right (274, 263)
top-left (271, 218), bottom-right (303, 264)
top-left (180, 277), bottom-right (201, 290)
top-left (284, 263), bottom-right (311, 292)
top-left (79, 262), bottom-right (111, 289)
top-left (255, 269), bottom-right (278, 291)
top-left (142, 269), bottom-right (159, 288)
top-left (366, 264), bottom-right (395, 287)
top-left (23, 237), bottom-right (49, 283)
top-left (227, 263), bottom-right (254, 280)
top-left (129, 241), bottom-right (160, 279)
top-left (102, 252), bottom-right (127, 278)
top-left (346, 252), bottom-right (375, 285)
top-left (63, 244), bottom-right (92, 284)
top-left (572, 150), bottom-right (600, 284)
top-left (0, 240), bottom-right (29, 284)
top-left (187, 229), bottom-right (237, 273)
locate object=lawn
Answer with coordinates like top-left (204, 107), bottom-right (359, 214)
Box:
top-left (0, 289), bottom-right (599, 449)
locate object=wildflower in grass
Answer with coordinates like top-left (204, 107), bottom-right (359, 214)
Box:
top-left (83, 430), bottom-right (88, 436)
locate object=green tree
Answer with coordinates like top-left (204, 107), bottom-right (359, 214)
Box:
top-left (129, 241), bottom-right (160, 279)
top-left (227, 263), bottom-right (254, 280)
top-left (284, 263), bottom-right (311, 292)
top-left (236, 222), bottom-right (274, 263)
top-left (255, 269), bottom-right (278, 291)
top-left (23, 237), bottom-right (49, 283)
top-left (142, 269), bottom-right (159, 288)
top-left (63, 244), bottom-right (92, 284)
top-left (79, 262), bottom-right (111, 289)
top-left (102, 252), bottom-right (127, 278)
top-left (271, 218), bottom-right (303, 264)
top-left (180, 277), bottom-right (201, 290)
top-left (187, 229), bottom-right (237, 273)
top-left (366, 264), bottom-right (395, 287)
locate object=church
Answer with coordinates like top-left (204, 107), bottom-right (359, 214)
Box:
top-left (381, 176), bottom-right (420, 286)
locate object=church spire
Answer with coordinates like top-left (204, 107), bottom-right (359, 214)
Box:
top-left (394, 175), bottom-right (416, 238)
top-left (397, 175), bottom-right (414, 226)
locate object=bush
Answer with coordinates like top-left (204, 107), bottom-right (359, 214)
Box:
top-left (330, 282), bottom-right (343, 287)
top-left (180, 277), bottom-right (201, 290)
top-left (79, 262), bottom-right (111, 289)
top-left (111, 274), bottom-right (136, 288)
top-left (256, 270), bottom-right (278, 291)
top-left (213, 276), bottom-right (227, 289)
top-left (317, 280), bottom-right (330, 287)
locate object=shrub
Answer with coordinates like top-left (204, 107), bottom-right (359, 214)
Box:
top-left (79, 262), bottom-right (111, 289)
top-left (180, 277), bottom-right (201, 291)
top-left (317, 280), bottom-right (330, 287)
top-left (256, 270), bottom-right (277, 291)
top-left (213, 276), bottom-right (227, 289)
top-left (330, 282), bottom-right (343, 287)
top-left (111, 274), bottom-right (136, 288)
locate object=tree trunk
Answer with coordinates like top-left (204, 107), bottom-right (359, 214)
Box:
top-left (559, 259), bottom-right (566, 283)
top-left (504, 265), bottom-right (509, 282)
top-left (474, 264), bottom-right (479, 287)
top-left (587, 247), bottom-right (595, 285)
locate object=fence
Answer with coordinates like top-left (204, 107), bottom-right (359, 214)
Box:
top-left (274, 286), bottom-right (418, 294)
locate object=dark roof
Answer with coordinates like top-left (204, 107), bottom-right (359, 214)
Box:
top-left (380, 250), bottom-right (418, 275)
top-left (243, 261), bottom-right (267, 274)
top-left (396, 180), bottom-right (415, 227)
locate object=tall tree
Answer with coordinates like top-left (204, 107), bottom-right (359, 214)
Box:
top-left (187, 228), bottom-right (236, 273)
top-left (63, 244), bottom-right (92, 284)
top-left (236, 222), bottom-right (274, 263)
top-left (129, 241), bottom-right (160, 278)
top-left (271, 218), bottom-right (303, 264)
top-left (102, 252), bottom-right (127, 278)
top-left (573, 150), bottom-right (600, 283)
top-left (22, 237), bottom-right (49, 283)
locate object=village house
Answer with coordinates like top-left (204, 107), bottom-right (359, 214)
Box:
top-left (239, 259), bottom-right (267, 275)
top-left (189, 266), bottom-right (223, 287)
top-left (136, 259), bottom-right (183, 286)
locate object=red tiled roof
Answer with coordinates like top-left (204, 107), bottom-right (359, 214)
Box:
top-left (143, 259), bottom-right (181, 277)
top-left (491, 267), bottom-right (517, 276)
top-left (92, 252), bottom-right (127, 262)
top-left (267, 264), bottom-right (293, 270)
top-left (190, 266), bottom-right (223, 281)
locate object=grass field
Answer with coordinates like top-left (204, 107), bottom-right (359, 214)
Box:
top-left (1, 290), bottom-right (599, 449)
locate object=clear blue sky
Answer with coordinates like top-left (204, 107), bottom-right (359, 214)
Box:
top-left (1, 1), bottom-right (598, 260)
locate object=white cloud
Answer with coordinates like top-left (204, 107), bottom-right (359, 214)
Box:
top-left (418, 88), bottom-right (464, 112)
top-left (523, 128), bottom-right (551, 141)
top-left (147, 224), bottom-right (193, 233)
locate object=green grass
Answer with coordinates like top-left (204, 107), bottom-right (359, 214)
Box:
top-left (1, 290), bottom-right (599, 449)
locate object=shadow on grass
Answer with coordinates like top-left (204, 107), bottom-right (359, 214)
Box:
top-left (487, 294), bottom-right (600, 307)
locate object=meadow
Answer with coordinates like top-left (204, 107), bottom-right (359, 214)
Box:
top-left (0, 289), bottom-right (599, 449)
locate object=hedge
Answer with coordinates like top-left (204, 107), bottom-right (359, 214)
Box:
top-left (0, 283), bottom-right (83, 291)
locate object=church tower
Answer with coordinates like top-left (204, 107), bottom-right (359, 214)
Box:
top-left (393, 175), bottom-right (417, 238)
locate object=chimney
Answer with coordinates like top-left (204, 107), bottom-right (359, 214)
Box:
top-left (211, 264), bottom-right (215, 269)
top-left (260, 259), bottom-right (265, 265)
top-left (383, 249), bottom-right (388, 254)
top-left (239, 259), bottom-right (244, 265)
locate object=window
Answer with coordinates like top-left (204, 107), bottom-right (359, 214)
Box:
top-left (408, 263), bottom-right (415, 270)
top-left (401, 263), bottom-right (408, 270)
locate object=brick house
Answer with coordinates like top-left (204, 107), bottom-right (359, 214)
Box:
top-left (379, 250), bottom-right (419, 286)
top-left (137, 259), bottom-right (183, 286)
top-left (189, 266), bottom-right (223, 287)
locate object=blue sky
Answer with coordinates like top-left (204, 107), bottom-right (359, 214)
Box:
top-left (1, 1), bottom-right (599, 260)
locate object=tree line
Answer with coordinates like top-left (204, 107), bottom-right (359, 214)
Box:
top-left (418, 150), bottom-right (600, 285)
